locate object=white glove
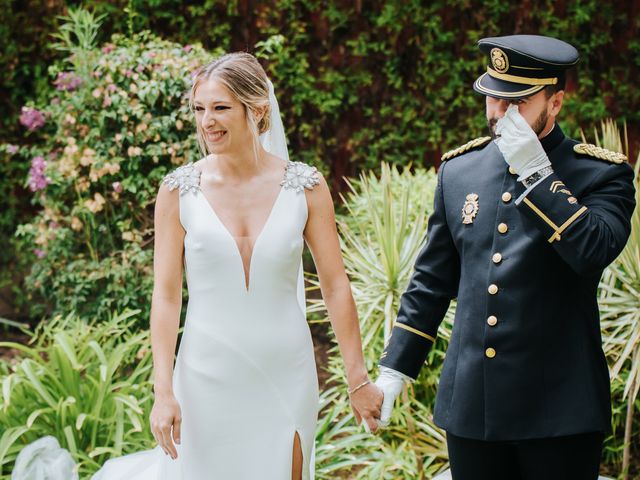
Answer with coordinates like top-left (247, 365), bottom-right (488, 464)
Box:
top-left (375, 366), bottom-right (410, 427)
top-left (494, 104), bottom-right (551, 180)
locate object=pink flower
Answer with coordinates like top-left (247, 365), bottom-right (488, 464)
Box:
top-left (19, 107), bottom-right (46, 131)
top-left (53, 72), bottom-right (83, 91)
top-left (112, 181), bottom-right (123, 193)
top-left (102, 43), bottom-right (115, 54)
top-left (183, 45), bottom-right (193, 53)
top-left (33, 249), bottom-right (46, 259)
top-left (28, 155), bottom-right (51, 191)
top-left (107, 83), bottom-right (117, 93)
top-left (6, 144), bottom-right (18, 154)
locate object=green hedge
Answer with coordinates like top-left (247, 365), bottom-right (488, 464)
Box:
top-left (3, 1), bottom-right (638, 168)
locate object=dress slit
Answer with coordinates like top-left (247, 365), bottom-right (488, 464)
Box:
top-left (291, 429), bottom-right (310, 480)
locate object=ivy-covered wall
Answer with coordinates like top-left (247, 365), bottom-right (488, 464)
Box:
top-left (3, 1), bottom-right (639, 175)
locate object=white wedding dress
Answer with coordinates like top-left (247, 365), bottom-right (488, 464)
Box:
top-left (92, 159), bottom-right (321, 480)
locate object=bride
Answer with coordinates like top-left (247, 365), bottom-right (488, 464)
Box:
top-left (92, 52), bottom-right (382, 479)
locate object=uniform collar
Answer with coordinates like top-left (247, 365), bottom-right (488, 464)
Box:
top-left (540, 123), bottom-right (564, 153)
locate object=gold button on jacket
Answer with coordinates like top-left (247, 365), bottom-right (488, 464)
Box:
top-left (485, 348), bottom-right (496, 358)
top-left (492, 253), bottom-right (502, 263)
top-left (498, 223), bottom-right (508, 234)
top-left (488, 284), bottom-right (498, 295)
top-left (487, 315), bottom-right (498, 326)
top-left (502, 192), bottom-right (512, 202)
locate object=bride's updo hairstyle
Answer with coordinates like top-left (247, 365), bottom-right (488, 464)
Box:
top-left (189, 52), bottom-right (272, 157)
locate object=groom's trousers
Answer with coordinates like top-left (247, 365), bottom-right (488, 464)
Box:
top-left (446, 430), bottom-right (604, 480)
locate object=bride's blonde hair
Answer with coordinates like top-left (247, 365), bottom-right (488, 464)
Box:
top-left (189, 52), bottom-right (271, 157)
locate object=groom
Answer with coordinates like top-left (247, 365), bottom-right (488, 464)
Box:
top-left (375, 35), bottom-right (636, 479)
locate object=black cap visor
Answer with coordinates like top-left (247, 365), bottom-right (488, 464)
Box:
top-left (473, 72), bottom-right (546, 99)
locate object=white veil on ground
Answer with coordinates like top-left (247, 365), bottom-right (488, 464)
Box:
top-left (258, 78), bottom-right (306, 314)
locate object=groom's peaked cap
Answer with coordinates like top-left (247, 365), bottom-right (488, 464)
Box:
top-left (473, 34), bottom-right (580, 100)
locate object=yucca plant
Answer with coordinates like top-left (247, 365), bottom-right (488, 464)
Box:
top-left (0, 310), bottom-right (154, 478)
top-left (601, 173), bottom-right (640, 479)
top-left (310, 163), bottom-right (450, 479)
top-left (592, 119), bottom-right (639, 478)
top-left (337, 162), bottom-right (436, 354)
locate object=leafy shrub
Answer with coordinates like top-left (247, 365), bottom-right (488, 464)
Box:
top-left (13, 10), bottom-right (217, 321)
top-left (0, 310), bottom-right (153, 478)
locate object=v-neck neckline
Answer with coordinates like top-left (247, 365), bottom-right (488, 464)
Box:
top-left (197, 176), bottom-right (285, 293)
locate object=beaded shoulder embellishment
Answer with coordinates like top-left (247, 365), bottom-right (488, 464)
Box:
top-left (281, 161), bottom-right (321, 193)
top-left (163, 163), bottom-right (201, 195)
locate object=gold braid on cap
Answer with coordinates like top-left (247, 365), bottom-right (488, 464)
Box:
top-left (573, 144), bottom-right (628, 164)
top-left (441, 136), bottom-right (492, 161)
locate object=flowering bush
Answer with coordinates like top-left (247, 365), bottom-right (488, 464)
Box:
top-left (14, 28), bottom-right (217, 321)
top-left (19, 107), bottom-right (46, 132)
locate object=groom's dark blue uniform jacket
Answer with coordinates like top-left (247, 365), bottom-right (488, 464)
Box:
top-left (379, 124), bottom-right (636, 441)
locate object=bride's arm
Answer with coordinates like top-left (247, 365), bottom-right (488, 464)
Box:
top-left (304, 175), bottom-right (383, 432)
top-left (149, 184), bottom-right (185, 458)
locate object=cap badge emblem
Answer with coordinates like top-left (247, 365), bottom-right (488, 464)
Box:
top-left (490, 48), bottom-right (509, 73)
top-left (462, 193), bottom-right (480, 224)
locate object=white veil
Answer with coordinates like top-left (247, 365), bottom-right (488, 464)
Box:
top-left (259, 78), bottom-right (289, 162)
top-left (259, 79), bottom-right (306, 313)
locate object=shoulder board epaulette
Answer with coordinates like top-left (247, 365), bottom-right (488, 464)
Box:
top-left (441, 136), bottom-right (492, 161)
top-left (573, 143), bottom-right (627, 164)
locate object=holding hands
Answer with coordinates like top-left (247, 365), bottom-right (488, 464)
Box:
top-left (349, 367), bottom-right (410, 433)
top-left (494, 104), bottom-right (551, 180)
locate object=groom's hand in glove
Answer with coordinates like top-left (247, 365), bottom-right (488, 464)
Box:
top-left (350, 382), bottom-right (383, 433)
top-left (375, 367), bottom-right (409, 428)
top-left (494, 104), bottom-right (551, 180)
top-left (150, 392), bottom-right (182, 460)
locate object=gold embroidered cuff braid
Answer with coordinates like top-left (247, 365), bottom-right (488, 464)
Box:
top-left (394, 323), bottom-right (436, 343)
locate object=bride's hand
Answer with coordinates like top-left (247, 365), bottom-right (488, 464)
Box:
top-left (150, 393), bottom-right (182, 459)
top-left (349, 383), bottom-right (383, 433)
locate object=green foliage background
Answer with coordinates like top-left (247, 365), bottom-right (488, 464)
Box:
top-left (2, 1), bottom-right (639, 321)
top-left (3, 1), bottom-right (639, 166)
top-left (0, 0), bottom-right (640, 478)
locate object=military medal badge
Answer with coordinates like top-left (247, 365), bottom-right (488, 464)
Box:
top-left (461, 193), bottom-right (479, 224)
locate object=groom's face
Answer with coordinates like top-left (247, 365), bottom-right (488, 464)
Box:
top-left (485, 89), bottom-right (563, 139)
